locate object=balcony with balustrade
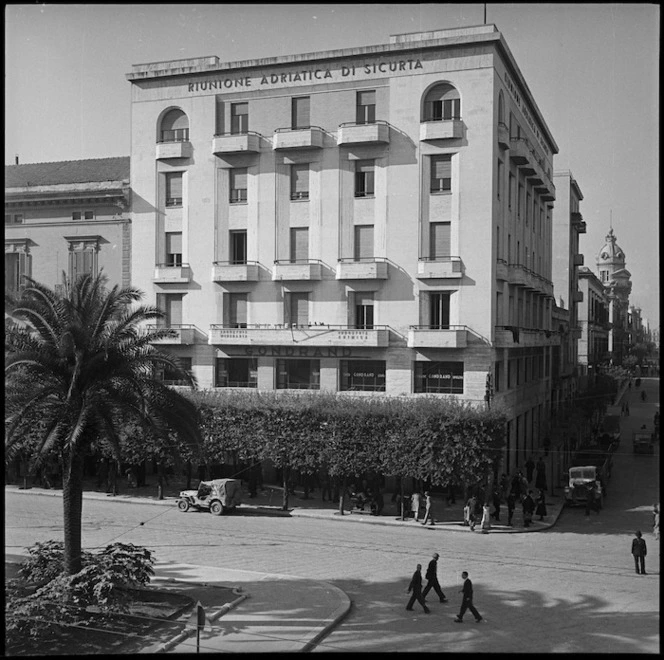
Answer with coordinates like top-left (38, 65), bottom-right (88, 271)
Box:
top-left (336, 258), bottom-right (388, 280)
top-left (337, 120), bottom-right (390, 145)
top-left (416, 257), bottom-right (463, 279)
top-left (156, 129), bottom-right (192, 160)
top-left (420, 119), bottom-right (464, 141)
top-left (509, 137), bottom-right (531, 165)
top-left (273, 126), bottom-right (325, 150)
top-left (209, 323), bottom-right (390, 348)
top-left (494, 325), bottom-right (560, 348)
top-left (211, 261), bottom-right (260, 282)
top-left (497, 122), bottom-right (510, 149)
top-left (146, 324), bottom-right (199, 345)
top-left (272, 259), bottom-right (322, 281)
top-left (407, 325), bottom-right (469, 348)
top-left (154, 263), bottom-right (192, 283)
top-left (212, 131), bottom-right (262, 154)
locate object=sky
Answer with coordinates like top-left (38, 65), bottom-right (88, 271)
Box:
top-left (4, 3), bottom-right (660, 327)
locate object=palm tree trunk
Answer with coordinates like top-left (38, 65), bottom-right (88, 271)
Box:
top-left (62, 452), bottom-right (85, 575)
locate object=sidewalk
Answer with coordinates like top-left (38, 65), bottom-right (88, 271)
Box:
top-left (5, 481), bottom-right (565, 652)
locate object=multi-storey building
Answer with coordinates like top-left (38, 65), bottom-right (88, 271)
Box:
top-left (126, 24), bottom-right (559, 473)
top-left (577, 266), bottom-right (610, 380)
top-left (596, 227), bottom-right (632, 365)
top-left (4, 157), bottom-right (131, 295)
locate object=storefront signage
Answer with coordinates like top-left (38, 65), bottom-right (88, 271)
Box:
top-left (244, 345), bottom-right (354, 357)
top-left (186, 58), bottom-right (423, 93)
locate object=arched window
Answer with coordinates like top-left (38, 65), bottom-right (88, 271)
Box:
top-left (498, 90), bottom-right (505, 125)
top-left (159, 109), bottom-right (189, 143)
top-left (422, 84), bottom-right (460, 122)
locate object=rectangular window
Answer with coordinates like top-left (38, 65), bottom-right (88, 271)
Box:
top-left (508, 173), bottom-right (514, 209)
top-left (526, 192), bottom-right (531, 226)
top-left (497, 160), bottom-right (503, 199)
top-left (427, 98), bottom-right (460, 121)
top-left (72, 211), bottom-right (94, 221)
top-left (287, 292), bottom-right (308, 326)
top-left (356, 90), bottom-right (376, 124)
top-left (429, 222), bottom-right (451, 260)
top-left (157, 293), bottom-right (183, 326)
top-left (230, 102), bottom-right (248, 134)
top-left (5, 214), bottom-right (24, 224)
top-left (276, 359), bottom-right (320, 390)
top-left (165, 232), bottom-right (183, 267)
top-left (230, 230), bottom-right (247, 264)
top-left (228, 293), bottom-right (247, 328)
top-left (69, 249), bottom-right (96, 281)
top-left (495, 361), bottom-right (502, 393)
top-left (159, 357), bottom-right (192, 386)
top-left (414, 361), bottom-right (464, 394)
top-left (430, 155), bottom-right (452, 193)
top-left (165, 172), bottom-right (183, 207)
top-left (290, 227), bottom-right (309, 263)
top-left (340, 360), bottom-right (385, 392)
top-left (291, 96), bottom-right (310, 129)
top-left (229, 168), bottom-right (247, 203)
top-left (354, 225), bottom-right (374, 261)
top-left (517, 183), bottom-right (523, 219)
top-left (290, 164), bottom-right (309, 200)
top-left (5, 252), bottom-right (27, 293)
top-left (354, 160), bottom-right (375, 197)
top-left (430, 292), bottom-right (451, 329)
top-left (215, 357), bottom-right (257, 388)
top-left (354, 293), bottom-right (374, 329)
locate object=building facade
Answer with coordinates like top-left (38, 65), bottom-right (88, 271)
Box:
top-left (126, 25), bottom-right (560, 473)
top-left (577, 266), bottom-right (610, 378)
top-left (4, 157), bottom-right (131, 295)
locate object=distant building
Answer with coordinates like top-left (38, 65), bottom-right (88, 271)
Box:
top-left (4, 157), bottom-right (131, 294)
top-left (126, 24), bottom-right (561, 473)
top-left (596, 228), bottom-right (632, 365)
top-left (577, 266), bottom-right (610, 379)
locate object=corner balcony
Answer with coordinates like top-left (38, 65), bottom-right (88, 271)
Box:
top-left (416, 257), bottom-right (463, 279)
top-left (497, 122), bottom-right (510, 149)
top-left (407, 325), bottom-right (468, 348)
top-left (209, 324), bottom-right (390, 348)
top-left (273, 126), bottom-right (325, 150)
top-left (212, 261), bottom-right (260, 282)
top-left (156, 140), bottom-right (192, 160)
top-left (573, 254), bottom-right (584, 266)
top-left (212, 131), bottom-right (261, 154)
top-left (336, 258), bottom-right (388, 280)
top-left (272, 259), bottom-right (322, 281)
top-left (496, 258), bottom-right (509, 281)
top-left (508, 138), bottom-right (531, 165)
top-left (146, 324), bottom-right (198, 345)
top-left (420, 119), bottom-right (464, 141)
top-left (572, 290), bottom-right (584, 303)
top-left (494, 326), bottom-right (560, 348)
top-left (337, 120), bottom-right (390, 145)
top-left (154, 263), bottom-right (192, 283)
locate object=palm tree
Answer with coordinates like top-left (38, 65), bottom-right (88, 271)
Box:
top-left (5, 273), bottom-right (202, 575)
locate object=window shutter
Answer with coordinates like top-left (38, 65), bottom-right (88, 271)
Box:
top-left (167, 295), bottom-right (183, 326)
top-left (290, 293), bottom-right (308, 326)
top-left (430, 222), bottom-right (451, 259)
top-left (290, 227), bottom-right (309, 262)
top-left (167, 173), bottom-right (183, 199)
top-left (432, 156), bottom-right (451, 180)
top-left (230, 293), bottom-right (247, 327)
top-left (232, 169), bottom-right (247, 189)
top-left (292, 97), bottom-right (310, 128)
top-left (354, 225), bottom-right (374, 260)
top-left (166, 232), bottom-right (182, 255)
top-left (291, 165), bottom-right (309, 197)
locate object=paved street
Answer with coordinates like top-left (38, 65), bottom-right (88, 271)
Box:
top-left (4, 378), bottom-right (659, 653)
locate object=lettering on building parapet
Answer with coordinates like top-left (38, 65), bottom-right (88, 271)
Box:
top-left (186, 58), bottom-right (423, 93)
top-left (244, 346), bottom-right (353, 358)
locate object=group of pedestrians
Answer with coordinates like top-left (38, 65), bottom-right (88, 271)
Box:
top-left (406, 552), bottom-right (482, 623)
top-left (405, 553), bottom-right (482, 623)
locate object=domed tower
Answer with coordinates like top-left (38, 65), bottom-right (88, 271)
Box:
top-left (596, 227), bottom-right (632, 364)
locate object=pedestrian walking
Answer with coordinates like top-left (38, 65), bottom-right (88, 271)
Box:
top-left (406, 563), bottom-right (430, 613)
top-left (467, 495), bottom-right (478, 531)
top-left (535, 488), bottom-right (547, 520)
top-left (525, 456), bottom-right (535, 483)
top-left (625, 402), bottom-right (630, 416)
top-left (422, 553), bottom-right (447, 602)
top-left (507, 491), bottom-right (516, 526)
top-left (652, 504), bottom-right (660, 541)
top-left (535, 458), bottom-right (547, 491)
top-left (631, 531), bottom-right (647, 574)
top-left (585, 481), bottom-right (599, 516)
top-left (421, 491), bottom-right (435, 526)
top-left (480, 503), bottom-right (491, 533)
top-left (641, 390), bottom-right (647, 402)
top-left (522, 490), bottom-right (535, 527)
top-left (491, 488), bottom-right (501, 522)
top-left (454, 571), bottom-right (483, 623)
top-left (410, 491), bottom-right (421, 521)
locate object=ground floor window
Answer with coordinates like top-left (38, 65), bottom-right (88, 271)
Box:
top-left (156, 357), bottom-right (192, 386)
top-left (340, 360), bottom-right (386, 392)
top-left (215, 358), bottom-right (257, 388)
top-left (414, 361), bottom-right (464, 394)
top-left (276, 359), bottom-right (320, 390)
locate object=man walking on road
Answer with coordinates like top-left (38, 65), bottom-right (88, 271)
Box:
top-left (422, 553), bottom-right (448, 603)
top-left (631, 530), bottom-right (648, 575)
top-left (454, 571), bottom-right (483, 623)
top-left (406, 563), bottom-right (430, 613)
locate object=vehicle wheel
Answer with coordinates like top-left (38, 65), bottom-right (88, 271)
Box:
top-left (177, 500), bottom-right (190, 512)
top-left (210, 500), bottom-right (223, 516)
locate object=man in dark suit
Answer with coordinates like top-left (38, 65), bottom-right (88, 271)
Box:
top-left (422, 552), bottom-right (448, 603)
top-left (406, 563), bottom-right (430, 613)
top-left (454, 571), bottom-right (483, 623)
top-left (631, 530), bottom-right (647, 574)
